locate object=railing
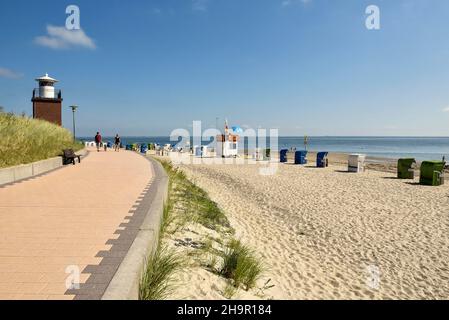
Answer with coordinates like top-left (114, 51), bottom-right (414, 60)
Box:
top-left (32, 88), bottom-right (62, 100)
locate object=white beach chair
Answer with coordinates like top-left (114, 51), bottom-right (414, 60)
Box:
top-left (348, 154), bottom-right (366, 173)
top-left (254, 148), bottom-right (264, 161)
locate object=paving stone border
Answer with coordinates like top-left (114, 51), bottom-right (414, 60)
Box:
top-left (0, 149), bottom-right (88, 188)
top-left (101, 155), bottom-right (168, 300)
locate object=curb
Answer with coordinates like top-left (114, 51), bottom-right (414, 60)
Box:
top-left (0, 148), bottom-right (88, 187)
top-left (101, 155), bottom-right (168, 300)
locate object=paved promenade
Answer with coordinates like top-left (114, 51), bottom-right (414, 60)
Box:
top-left (0, 149), bottom-right (153, 300)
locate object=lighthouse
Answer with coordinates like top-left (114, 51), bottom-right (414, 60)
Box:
top-left (32, 73), bottom-right (63, 125)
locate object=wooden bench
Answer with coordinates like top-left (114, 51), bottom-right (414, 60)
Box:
top-left (62, 149), bottom-right (81, 165)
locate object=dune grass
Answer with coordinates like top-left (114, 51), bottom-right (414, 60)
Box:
top-left (0, 112), bottom-right (83, 168)
top-left (139, 189), bottom-right (182, 300)
top-left (139, 162), bottom-right (182, 300)
top-left (159, 159), bottom-right (231, 232)
top-left (140, 159), bottom-right (232, 300)
top-left (157, 159), bottom-right (264, 292)
top-left (139, 245), bottom-right (183, 300)
top-left (140, 158), bottom-right (264, 299)
top-left (220, 239), bottom-right (264, 290)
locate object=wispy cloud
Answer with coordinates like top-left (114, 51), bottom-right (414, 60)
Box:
top-left (282, 0), bottom-right (311, 7)
top-left (192, 0), bottom-right (209, 12)
top-left (34, 25), bottom-right (96, 50)
top-left (442, 106), bottom-right (449, 112)
top-left (0, 67), bottom-right (23, 79)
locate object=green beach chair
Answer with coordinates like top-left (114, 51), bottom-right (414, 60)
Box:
top-left (419, 161), bottom-right (445, 186)
top-left (397, 158), bottom-right (416, 179)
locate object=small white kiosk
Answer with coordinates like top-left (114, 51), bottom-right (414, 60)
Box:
top-left (216, 136), bottom-right (239, 158)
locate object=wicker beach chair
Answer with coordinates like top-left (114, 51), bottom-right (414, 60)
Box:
top-left (419, 161), bottom-right (445, 186)
top-left (397, 158), bottom-right (416, 179)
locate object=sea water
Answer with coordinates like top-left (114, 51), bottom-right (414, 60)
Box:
top-left (79, 136), bottom-right (449, 161)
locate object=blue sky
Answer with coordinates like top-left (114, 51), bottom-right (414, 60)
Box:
top-left (1, 0), bottom-right (449, 136)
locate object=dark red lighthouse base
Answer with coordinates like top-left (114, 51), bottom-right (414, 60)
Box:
top-left (32, 97), bottom-right (63, 126)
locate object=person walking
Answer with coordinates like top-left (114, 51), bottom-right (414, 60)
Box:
top-left (95, 132), bottom-right (102, 152)
top-left (114, 134), bottom-right (121, 152)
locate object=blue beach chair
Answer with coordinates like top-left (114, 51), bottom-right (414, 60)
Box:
top-left (317, 152), bottom-right (329, 168)
top-left (294, 151), bottom-right (308, 165)
top-left (141, 144), bottom-right (148, 154)
top-left (280, 149), bottom-right (288, 163)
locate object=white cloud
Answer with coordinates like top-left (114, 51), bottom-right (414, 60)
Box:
top-left (0, 67), bottom-right (23, 79)
top-left (282, 0), bottom-right (311, 7)
top-left (152, 8), bottom-right (162, 15)
top-left (192, 0), bottom-right (209, 12)
top-left (443, 106), bottom-right (449, 112)
top-left (34, 25), bottom-right (96, 50)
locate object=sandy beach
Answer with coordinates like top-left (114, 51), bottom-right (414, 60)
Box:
top-left (162, 153), bottom-right (449, 300)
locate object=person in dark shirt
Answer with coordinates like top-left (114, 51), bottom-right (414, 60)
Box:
top-left (114, 134), bottom-right (121, 152)
top-left (94, 132), bottom-right (102, 152)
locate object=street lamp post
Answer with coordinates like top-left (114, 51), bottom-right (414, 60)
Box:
top-left (69, 105), bottom-right (78, 141)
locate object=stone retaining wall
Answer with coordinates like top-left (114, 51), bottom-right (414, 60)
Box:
top-left (0, 149), bottom-right (87, 186)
